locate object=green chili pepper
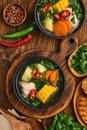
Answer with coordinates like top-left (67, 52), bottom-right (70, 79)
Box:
top-left (1, 21), bottom-right (36, 39)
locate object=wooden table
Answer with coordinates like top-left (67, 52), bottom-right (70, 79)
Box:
top-left (0, 0), bottom-right (87, 126)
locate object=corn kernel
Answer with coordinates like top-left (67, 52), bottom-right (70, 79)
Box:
top-left (58, 1), bottom-right (65, 11)
top-left (62, 0), bottom-right (69, 8)
top-left (36, 85), bottom-right (57, 103)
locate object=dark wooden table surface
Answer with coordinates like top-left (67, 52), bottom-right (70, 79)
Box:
top-left (0, 0), bottom-right (87, 126)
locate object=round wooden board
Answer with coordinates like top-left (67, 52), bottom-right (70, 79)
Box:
top-left (73, 77), bottom-right (87, 127)
top-left (6, 38), bottom-right (78, 119)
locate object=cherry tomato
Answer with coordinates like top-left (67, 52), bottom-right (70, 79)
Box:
top-left (53, 14), bottom-right (60, 21)
top-left (53, 14), bottom-right (65, 21)
top-left (29, 89), bottom-right (37, 99)
top-left (59, 16), bottom-right (65, 21)
top-left (31, 69), bottom-right (41, 79)
top-left (41, 2), bottom-right (51, 13)
top-left (61, 10), bottom-right (71, 18)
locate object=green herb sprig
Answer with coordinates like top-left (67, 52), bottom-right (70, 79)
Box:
top-left (70, 0), bottom-right (83, 20)
top-left (71, 44), bottom-right (87, 75)
top-left (45, 112), bottom-right (87, 130)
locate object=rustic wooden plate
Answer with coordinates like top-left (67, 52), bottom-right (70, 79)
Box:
top-left (6, 38), bottom-right (78, 119)
top-left (73, 77), bottom-right (87, 127)
top-left (68, 44), bottom-right (87, 77)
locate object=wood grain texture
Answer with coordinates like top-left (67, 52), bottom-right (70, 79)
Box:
top-left (0, 0), bottom-right (87, 125)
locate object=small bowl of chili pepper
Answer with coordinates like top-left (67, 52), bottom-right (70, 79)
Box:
top-left (3, 3), bottom-right (26, 26)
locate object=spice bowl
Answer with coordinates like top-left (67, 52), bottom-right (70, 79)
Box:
top-left (3, 3), bottom-right (26, 26)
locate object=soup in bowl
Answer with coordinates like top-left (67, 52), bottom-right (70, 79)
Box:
top-left (35, 0), bottom-right (85, 39)
top-left (13, 57), bottom-right (65, 109)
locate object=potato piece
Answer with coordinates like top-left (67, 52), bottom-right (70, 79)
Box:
top-left (37, 64), bottom-right (47, 73)
top-left (22, 67), bottom-right (32, 82)
top-left (43, 17), bottom-right (53, 32)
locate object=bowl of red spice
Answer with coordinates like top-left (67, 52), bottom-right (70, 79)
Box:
top-left (3, 3), bottom-right (26, 26)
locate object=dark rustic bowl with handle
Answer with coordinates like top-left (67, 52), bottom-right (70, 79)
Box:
top-left (35, 0), bottom-right (85, 39)
top-left (13, 56), bottom-right (65, 110)
top-left (6, 38), bottom-right (78, 118)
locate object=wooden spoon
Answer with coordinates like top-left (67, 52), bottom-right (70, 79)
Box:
top-left (0, 107), bottom-right (44, 130)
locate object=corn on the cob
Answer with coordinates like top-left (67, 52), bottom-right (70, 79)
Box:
top-left (52, 0), bottom-right (69, 13)
top-left (58, 1), bottom-right (65, 11)
top-left (62, 0), bottom-right (69, 8)
top-left (36, 84), bottom-right (57, 103)
top-left (53, 3), bottom-right (62, 13)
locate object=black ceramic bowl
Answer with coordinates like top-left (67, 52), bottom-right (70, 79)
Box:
top-left (13, 56), bottom-right (65, 110)
top-left (35, 0), bottom-right (85, 39)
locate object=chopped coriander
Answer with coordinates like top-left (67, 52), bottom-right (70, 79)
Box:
top-left (70, 0), bottom-right (83, 20)
top-left (45, 112), bottom-right (87, 130)
top-left (71, 44), bottom-right (87, 75)
top-left (25, 96), bottom-right (41, 106)
top-left (71, 17), bottom-right (75, 24)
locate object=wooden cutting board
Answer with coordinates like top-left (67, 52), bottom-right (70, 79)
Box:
top-left (6, 38), bottom-right (78, 119)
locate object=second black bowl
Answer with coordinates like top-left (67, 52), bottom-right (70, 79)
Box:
top-left (13, 56), bottom-right (65, 110)
top-left (35, 0), bottom-right (85, 39)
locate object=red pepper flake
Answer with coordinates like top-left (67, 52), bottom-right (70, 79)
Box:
top-left (4, 4), bottom-right (26, 26)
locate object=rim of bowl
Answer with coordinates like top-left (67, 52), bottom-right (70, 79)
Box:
top-left (34, 0), bottom-right (85, 39)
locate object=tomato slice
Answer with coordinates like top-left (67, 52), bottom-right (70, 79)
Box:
top-left (31, 69), bottom-right (41, 79)
top-left (53, 14), bottom-right (60, 21)
top-left (41, 2), bottom-right (51, 13)
top-left (29, 89), bottom-right (37, 99)
top-left (61, 10), bottom-right (71, 18)
top-left (59, 16), bottom-right (65, 21)
top-left (53, 14), bottom-right (65, 21)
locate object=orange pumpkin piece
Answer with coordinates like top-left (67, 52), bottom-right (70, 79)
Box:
top-left (44, 70), bottom-right (51, 80)
top-left (53, 21), bottom-right (68, 36)
top-left (50, 70), bottom-right (58, 82)
top-left (64, 20), bottom-right (72, 34)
